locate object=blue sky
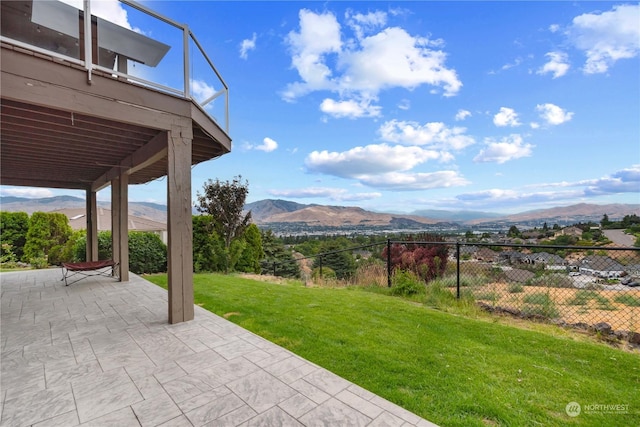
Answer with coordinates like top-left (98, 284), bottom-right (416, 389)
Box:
top-left (2, 1), bottom-right (639, 214)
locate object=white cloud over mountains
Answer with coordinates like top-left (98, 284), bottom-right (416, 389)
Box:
top-left (568, 4), bottom-right (640, 74)
top-left (269, 187), bottom-right (381, 202)
top-left (282, 9), bottom-right (461, 117)
top-left (440, 165), bottom-right (640, 210)
top-left (378, 120), bottom-right (475, 151)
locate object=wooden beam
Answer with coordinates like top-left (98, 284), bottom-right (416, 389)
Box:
top-left (86, 190), bottom-right (98, 261)
top-left (92, 131), bottom-right (168, 192)
top-left (111, 175), bottom-right (129, 281)
top-left (167, 123), bottom-right (194, 324)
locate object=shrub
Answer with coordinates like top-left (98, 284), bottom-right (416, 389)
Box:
top-left (353, 259), bottom-right (387, 287)
top-left (508, 283), bottom-right (524, 293)
top-left (312, 266), bottom-right (336, 280)
top-left (71, 230), bottom-right (113, 262)
top-left (520, 292), bottom-right (559, 318)
top-left (523, 292), bottom-right (553, 305)
top-left (391, 269), bottom-right (424, 297)
top-left (527, 273), bottom-right (573, 288)
top-left (0, 211), bottom-right (29, 260)
top-left (614, 294), bottom-right (640, 307)
top-left (128, 232), bottom-right (167, 274)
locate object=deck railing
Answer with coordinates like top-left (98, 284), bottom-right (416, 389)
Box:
top-left (0, 0), bottom-right (229, 134)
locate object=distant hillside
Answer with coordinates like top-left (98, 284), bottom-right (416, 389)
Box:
top-left (2, 196), bottom-right (638, 230)
top-left (412, 209), bottom-right (502, 222)
top-left (467, 203), bottom-right (640, 225)
top-left (245, 199), bottom-right (309, 222)
top-left (247, 200), bottom-right (440, 227)
top-left (0, 195), bottom-right (168, 223)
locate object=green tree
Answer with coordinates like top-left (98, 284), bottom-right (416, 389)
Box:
top-left (192, 215), bottom-right (224, 272)
top-left (196, 176), bottom-right (251, 273)
top-left (507, 225), bottom-right (520, 238)
top-left (23, 212), bottom-right (72, 265)
top-left (313, 240), bottom-right (356, 280)
top-left (601, 213), bottom-right (611, 228)
top-left (236, 224), bottom-right (264, 273)
top-left (0, 211), bottom-right (29, 260)
top-left (261, 229), bottom-right (300, 278)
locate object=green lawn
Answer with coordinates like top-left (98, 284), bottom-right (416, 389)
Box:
top-left (147, 273), bottom-right (640, 427)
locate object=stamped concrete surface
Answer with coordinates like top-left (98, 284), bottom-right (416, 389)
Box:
top-left (0, 269), bottom-right (437, 426)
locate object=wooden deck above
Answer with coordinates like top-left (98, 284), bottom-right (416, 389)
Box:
top-left (1, 43), bottom-right (231, 191)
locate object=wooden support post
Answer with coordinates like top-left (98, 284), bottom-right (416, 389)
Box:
top-left (111, 175), bottom-right (129, 281)
top-left (167, 124), bottom-right (194, 323)
top-left (86, 189), bottom-right (98, 261)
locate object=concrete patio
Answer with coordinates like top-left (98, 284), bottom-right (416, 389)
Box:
top-left (0, 269), bottom-right (437, 426)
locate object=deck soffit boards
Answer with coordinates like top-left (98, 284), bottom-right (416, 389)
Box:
top-left (0, 45), bottom-right (231, 191)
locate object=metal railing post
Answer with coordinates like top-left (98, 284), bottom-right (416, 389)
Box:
top-left (456, 242), bottom-right (461, 299)
top-left (387, 239), bottom-right (392, 288)
top-left (84, 0), bottom-right (92, 83)
top-left (272, 262), bottom-right (276, 276)
top-left (319, 256), bottom-right (323, 279)
top-left (183, 25), bottom-right (190, 99)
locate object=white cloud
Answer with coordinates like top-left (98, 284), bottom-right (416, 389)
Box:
top-left (530, 122), bottom-right (540, 129)
top-left (537, 51), bottom-right (570, 78)
top-left (240, 33), bottom-right (257, 60)
top-left (282, 9), bottom-right (462, 108)
top-left (190, 79), bottom-right (216, 103)
top-left (378, 120), bottom-right (475, 151)
top-left (282, 10), bottom-right (342, 101)
top-left (268, 187), bottom-right (381, 201)
top-left (338, 27), bottom-right (461, 97)
top-left (398, 99), bottom-right (411, 110)
top-left (357, 171), bottom-right (470, 191)
top-left (0, 187), bottom-right (54, 198)
top-left (473, 134), bottom-right (534, 164)
top-left (549, 24), bottom-right (560, 33)
top-left (60, 0), bottom-right (133, 30)
top-left (536, 103), bottom-right (574, 125)
top-left (493, 107), bottom-right (521, 127)
top-left (245, 137), bottom-right (278, 152)
top-left (455, 109), bottom-right (471, 121)
top-left (582, 164), bottom-right (640, 195)
top-left (501, 57), bottom-right (522, 71)
top-left (305, 144), bottom-right (446, 178)
top-left (320, 98), bottom-right (381, 119)
top-left (568, 4), bottom-right (640, 74)
top-left (346, 10), bottom-right (387, 40)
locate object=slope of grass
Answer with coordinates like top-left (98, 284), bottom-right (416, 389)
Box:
top-left (147, 273), bottom-right (640, 427)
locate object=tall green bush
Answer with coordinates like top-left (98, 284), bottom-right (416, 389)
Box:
top-left (70, 230), bottom-right (113, 262)
top-left (236, 224), bottom-right (264, 273)
top-left (128, 232), bottom-right (166, 274)
top-left (0, 211), bottom-right (29, 260)
top-left (23, 212), bottom-right (72, 265)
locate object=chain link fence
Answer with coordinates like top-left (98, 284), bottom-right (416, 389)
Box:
top-left (450, 243), bottom-right (640, 333)
top-left (286, 240), bottom-right (640, 335)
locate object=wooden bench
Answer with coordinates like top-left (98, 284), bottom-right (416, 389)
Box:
top-left (61, 260), bottom-right (119, 286)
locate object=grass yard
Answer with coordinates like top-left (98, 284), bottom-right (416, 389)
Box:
top-left (147, 273), bottom-right (640, 427)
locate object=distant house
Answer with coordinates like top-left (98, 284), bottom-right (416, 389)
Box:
top-left (579, 255), bottom-right (625, 279)
top-left (555, 226), bottom-right (582, 239)
top-left (475, 247), bottom-right (498, 262)
top-left (55, 208), bottom-right (168, 244)
top-left (498, 250), bottom-right (524, 264)
top-left (522, 252), bottom-right (566, 270)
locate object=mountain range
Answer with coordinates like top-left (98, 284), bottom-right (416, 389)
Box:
top-left (1, 196), bottom-right (638, 229)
